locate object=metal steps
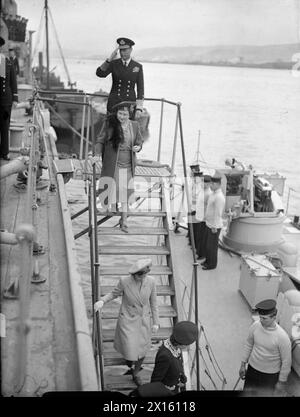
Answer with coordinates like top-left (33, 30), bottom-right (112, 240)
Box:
top-left (101, 284), bottom-right (175, 296)
top-left (97, 177), bottom-right (180, 392)
top-left (104, 374), bottom-right (149, 391)
top-left (99, 245), bottom-right (170, 255)
top-left (103, 348), bottom-right (157, 366)
top-left (135, 191), bottom-right (162, 199)
top-left (98, 227), bottom-right (168, 235)
top-left (99, 265), bottom-right (172, 276)
top-left (97, 210), bottom-right (166, 217)
top-left (102, 327), bottom-right (173, 342)
top-left (102, 305), bottom-right (177, 320)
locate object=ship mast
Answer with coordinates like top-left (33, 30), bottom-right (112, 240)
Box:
top-left (45, 0), bottom-right (50, 89)
top-left (196, 130), bottom-right (201, 164)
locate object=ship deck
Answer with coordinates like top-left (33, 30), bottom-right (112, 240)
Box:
top-left (0, 108), bottom-right (97, 395)
top-left (66, 177), bottom-right (300, 396)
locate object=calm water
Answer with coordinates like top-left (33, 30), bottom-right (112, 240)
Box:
top-left (54, 58), bottom-right (300, 214)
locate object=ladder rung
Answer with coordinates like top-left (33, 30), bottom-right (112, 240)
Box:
top-left (101, 285), bottom-right (175, 297)
top-left (104, 375), bottom-right (147, 391)
top-left (99, 246), bottom-right (170, 255)
top-left (103, 348), bottom-right (157, 366)
top-left (102, 327), bottom-right (173, 342)
top-left (97, 210), bottom-right (166, 217)
top-left (102, 305), bottom-right (177, 319)
top-left (135, 191), bottom-right (162, 198)
top-left (99, 265), bottom-right (173, 275)
top-left (98, 227), bottom-right (167, 235)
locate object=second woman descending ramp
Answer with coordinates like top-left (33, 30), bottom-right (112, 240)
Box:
top-left (94, 258), bottom-right (160, 386)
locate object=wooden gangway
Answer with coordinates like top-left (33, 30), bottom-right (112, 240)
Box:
top-left (87, 164), bottom-right (183, 392)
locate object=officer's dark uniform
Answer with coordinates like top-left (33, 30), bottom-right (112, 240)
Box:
top-left (96, 38), bottom-right (144, 114)
top-left (0, 37), bottom-right (18, 159)
top-left (9, 53), bottom-right (20, 76)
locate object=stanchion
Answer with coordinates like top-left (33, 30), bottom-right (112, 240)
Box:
top-left (31, 259), bottom-right (46, 284)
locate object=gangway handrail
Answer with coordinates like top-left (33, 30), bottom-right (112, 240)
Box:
top-left (14, 120), bottom-right (39, 394)
top-left (37, 89), bottom-right (109, 98)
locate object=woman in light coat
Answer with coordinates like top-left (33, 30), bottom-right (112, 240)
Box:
top-left (94, 258), bottom-right (159, 386)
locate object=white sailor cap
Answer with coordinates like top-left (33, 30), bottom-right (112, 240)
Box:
top-left (129, 258), bottom-right (152, 274)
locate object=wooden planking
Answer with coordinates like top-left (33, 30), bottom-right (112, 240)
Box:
top-left (103, 348), bottom-right (157, 366)
top-left (101, 305), bottom-right (177, 319)
top-left (135, 191), bottom-right (162, 199)
top-left (99, 245), bottom-right (170, 255)
top-left (101, 285), bottom-right (175, 296)
top-left (135, 165), bottom-right (171, 177)
top-left (99, 265), bottom-right (173, 276)
top-left (98, 227), bottom-right (167, 235)
top-left (102, 327), bottom-right (173, 342)
top-left (105, 374), bottom-right (151, 391)
top-left (97, 210), bottom-right (166, 217)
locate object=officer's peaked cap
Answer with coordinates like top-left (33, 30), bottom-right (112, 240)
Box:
top-left (211, 175), bottom-right (222, 183)
top-left (255, 299), bottom-right (277, 315)
top-left (117, 37), bottom-right (135, 49)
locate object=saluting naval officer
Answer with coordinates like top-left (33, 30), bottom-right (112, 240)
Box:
top-left (0, 36), bottom-right (18, 161)
top-left (96, 37), bottom-right (144, 118)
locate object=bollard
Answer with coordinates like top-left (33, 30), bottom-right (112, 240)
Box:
top-left (31, 259), bottom-right (46, 284)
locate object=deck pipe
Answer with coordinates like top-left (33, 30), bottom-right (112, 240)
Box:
top-left (0, 231), bottom-right (18, 245)
top-left (0, 224), bottom-right (36, 245)
top-left (0, 156), bottom-right (29, 180)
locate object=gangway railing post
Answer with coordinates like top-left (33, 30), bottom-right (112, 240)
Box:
top-left (88, 182), bottom-right (96, 350)
top-left (157, 99), bottom-right (165, 162)
top-left (79, 94), bottom-right (87, 160)
top-left (177, 103), bottom-right (200, 391)
top-left (14, 124), bottom-right (37, 395)
top-left (171, 109), bottom-right (179, 176)
top-left (85, 102), bottom-right (91, 160)
top-left (90, 106), bottom-right (105, 390)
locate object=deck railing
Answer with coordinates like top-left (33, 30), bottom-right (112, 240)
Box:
top-left (14, 115), bottom-right (39, 395)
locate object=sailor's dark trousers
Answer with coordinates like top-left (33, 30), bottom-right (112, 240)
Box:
top-left (0, 105), bottom-right (12, 157)
top-left (243, 364), bottom-right (279, 396)
top-left (204, 225), bottom-right (221, 269)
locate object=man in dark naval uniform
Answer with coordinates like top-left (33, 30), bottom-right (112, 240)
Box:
top-left (9, 47), bottom-right (20, 76)
top-left (96, 37), bottom-right (144, 118)
top-left (0, 36), bottom-right (18, 160)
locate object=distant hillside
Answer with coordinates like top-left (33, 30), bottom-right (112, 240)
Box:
top-left (134, 43), bottom-right (299, 68)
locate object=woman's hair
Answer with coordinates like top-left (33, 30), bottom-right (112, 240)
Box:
top-left (106, 114), bottom-right (124, 150)
top-left (170, 334), bottom-right (180, 346)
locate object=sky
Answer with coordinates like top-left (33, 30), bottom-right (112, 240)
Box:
top-left (16, 0), bottom-right (300, 57)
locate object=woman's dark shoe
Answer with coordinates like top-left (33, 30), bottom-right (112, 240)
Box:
top-left (118, 219), bottom-right (129, 233)
top-left (202, 265), bottom-right (215, 270)
top-left (0, 155), bottom-right (10, 161)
